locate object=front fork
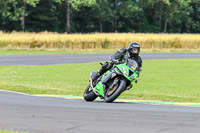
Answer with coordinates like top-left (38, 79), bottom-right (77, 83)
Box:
top-left (90, 70), bottom-right (131, 98)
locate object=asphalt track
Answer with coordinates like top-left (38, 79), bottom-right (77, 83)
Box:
top-left (0, 53), bottom-right (200, 65)
top-left (1, 90), bottom-right (200, 133)
top-left (0, 53), bottom-right (200, 133)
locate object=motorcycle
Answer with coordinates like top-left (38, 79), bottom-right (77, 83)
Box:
top-left (83, 59), bottom-right (139, 103)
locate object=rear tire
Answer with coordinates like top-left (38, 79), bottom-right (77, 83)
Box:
top-left (83, 84), bottom-right (97, 102)
top-left (105, 78), bottom-right (126, 103)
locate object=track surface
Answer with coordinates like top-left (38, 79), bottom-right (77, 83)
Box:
top-left (0, 53), bottom-right (200, 65)
top-left (0, 90), bottom-right (200, 133)
top-left (1, 53), bottom-right (200, 133)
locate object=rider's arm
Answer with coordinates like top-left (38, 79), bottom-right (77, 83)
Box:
top-left (135, 56), bottom-right (142, 83)
top-left (137, 56), bottom-right (142, 74)
top-left (109, 48), bottom-right (127, 64)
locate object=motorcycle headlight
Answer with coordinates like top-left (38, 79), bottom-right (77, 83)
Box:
top-left (122, 66), bottom-right (128, 75)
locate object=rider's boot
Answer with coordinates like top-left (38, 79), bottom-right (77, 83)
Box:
top-left (91, 68), bottom-right (104, 85)
top-left (91, 62), bottom-right (113, 85)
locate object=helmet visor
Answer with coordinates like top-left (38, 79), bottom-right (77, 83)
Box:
top-left (132, 47), bottom-right (139, 54)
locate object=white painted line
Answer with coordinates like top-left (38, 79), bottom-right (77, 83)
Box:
top-left (1, 89), bottom-right (200, 108)
top-left (0, 89), bottom-right (73, 99)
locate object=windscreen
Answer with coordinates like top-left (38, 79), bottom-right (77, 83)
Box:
top-left (127, 59), bottom-right (138, 71)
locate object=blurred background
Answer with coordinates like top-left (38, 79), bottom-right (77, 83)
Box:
top-left (0, 0), bottom-right (200, 33)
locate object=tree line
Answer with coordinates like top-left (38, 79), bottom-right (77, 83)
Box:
top-left (0, 0), bottom-right (200, 33)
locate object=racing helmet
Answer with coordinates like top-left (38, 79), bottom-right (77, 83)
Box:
top-left (128, 42), bottom-right (141, 58)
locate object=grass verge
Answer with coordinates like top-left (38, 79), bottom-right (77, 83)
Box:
top-left (0, 49), bottom-right (199, 55)
top-left (0, 59), bottom-right (200, 102)
top-left (0, 131), bottom-right (22, 133)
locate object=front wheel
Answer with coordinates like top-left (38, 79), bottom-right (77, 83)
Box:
top-left (83, 84), bottom-right (97, 102)
top-left (105, 78), bottom-right (126, 103)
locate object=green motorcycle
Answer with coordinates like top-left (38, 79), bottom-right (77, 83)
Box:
top-left (83, 59), bottom-right (139, 103)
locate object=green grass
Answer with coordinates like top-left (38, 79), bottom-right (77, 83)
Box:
top-left (0, 49), bottom-right (199, 55)
top-left (0, 131), bottom-right (22, 133)
top-left (0, 59), bottom-right (200, 102)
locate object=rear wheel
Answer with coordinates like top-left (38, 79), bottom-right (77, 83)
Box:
top-left (83, 84), bottom-right (97, 102)
top-left (105, 78), bottom-right (126, 103)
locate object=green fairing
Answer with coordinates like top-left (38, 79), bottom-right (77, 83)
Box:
top-left (93, 70), bottom-right (112, 97)
top-left (94, 82), bottom-right (104, 97)
top-left (93, 61), bottom-right (138, 98)
top-left (114, 63), bottom-right (138, 82)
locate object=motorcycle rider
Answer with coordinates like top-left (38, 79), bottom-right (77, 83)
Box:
top-left (91, 42), bottom-right (142, 85)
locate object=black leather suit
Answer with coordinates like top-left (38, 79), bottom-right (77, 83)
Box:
top-left (98, 48), bottom-right (142, 76)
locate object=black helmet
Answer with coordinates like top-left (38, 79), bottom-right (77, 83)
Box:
top-left (128, 42), bottom-right (140, 58)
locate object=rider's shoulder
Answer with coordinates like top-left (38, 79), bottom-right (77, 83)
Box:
top-left (118, 48), bottom-right (127, 53)
top-left (138, 55), bottom-right (142, 60)
top-left (138, 55), bottom-right (142, 62)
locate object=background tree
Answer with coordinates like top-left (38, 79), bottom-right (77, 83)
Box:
top-left (0, 0), bottom-right (39, 31)
top-left (167, 0), bottom-right (195, 33)
top-left (0, 0), bottom-right (200, 33)
top-left (53, 0), bottom-right (96, 33)
top-left (188, 0), bottom-right (200, 33)
top-left (92, 0), bottom-right (113, 33)
top-left (21, 0), bottom-right (40, 31)
top-left (117, 0), bottom-right (141, 32)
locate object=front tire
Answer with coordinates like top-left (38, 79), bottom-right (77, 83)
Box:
top-left (83, 84), bottom-right (97, 102)
top-left (105, 78), bottom-right (126, 103)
